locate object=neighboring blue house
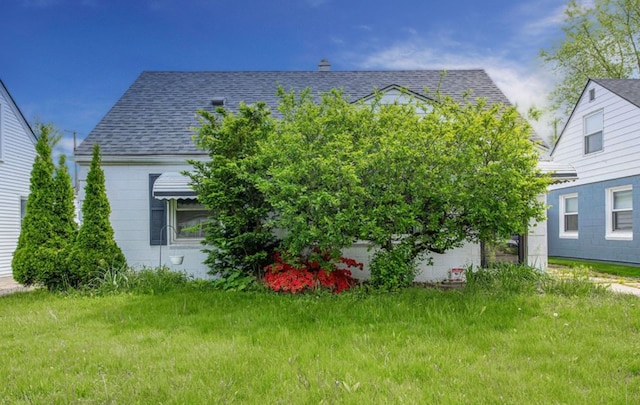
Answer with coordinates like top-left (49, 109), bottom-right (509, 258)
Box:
top-left (0, 80), bottom-right (38, 278)
top-left (548, 78), bottom-right (640, 264)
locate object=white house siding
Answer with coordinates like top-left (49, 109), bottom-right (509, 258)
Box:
top-left (550, 82), bottom-right (640, 191)
top-left (75, 161), bottom-right (210, 279)
top-left (0, 92), bottom-right (37, 277)
top-left (342, 241), bottom-right (480, 282)
top-left (526, 195), bottom-right (548, 271)
top-left (79, 158), bottom-right (485, 282)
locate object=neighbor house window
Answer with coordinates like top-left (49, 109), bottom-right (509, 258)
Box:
top-left (584, 111), bottom-right (603, 154)
top-left (559, 193), bottom-right (578, 238)
top-left (20, 197), bottom-right (27, 223)
top-left (606, 186), bottom-right (633, 240)
top-left (172, 199), bottom-right (208, 241)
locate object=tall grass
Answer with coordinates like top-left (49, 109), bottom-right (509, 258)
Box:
top-left (550, 257), bottom-right (640, 278)
top-left (86, 265), bottom-right (190, 295)
top-left (466, 262), bottom-right (609, 297)
top-left (1, 268), bottom-right (638, 404)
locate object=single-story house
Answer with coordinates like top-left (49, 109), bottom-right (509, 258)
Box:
top-left (548, 78), bottom-right (640, 264)
top-left (0, 79), bottom-right (38, 278)
top-left (74, 61), bottom-right (570, 281)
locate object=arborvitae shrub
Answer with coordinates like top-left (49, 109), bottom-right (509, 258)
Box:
top-left (38, 155), bottom-right (78, 290)
top-left (67, 144), bottom-right (126, 287)
top-left (12, 124), bottom-right (57, 286)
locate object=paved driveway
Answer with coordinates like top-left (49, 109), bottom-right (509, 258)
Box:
top-left (0, 276), bottom-right (33, 296)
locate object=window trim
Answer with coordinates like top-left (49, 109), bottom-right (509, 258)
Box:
top-left (169, 199), bottom-right (208, 244)
top-left (559, 193), bottom-right (578, 239)
top-left (606, 185), bottom-right (633, 240)
top-left (584, 110), bottom-right (603, 155)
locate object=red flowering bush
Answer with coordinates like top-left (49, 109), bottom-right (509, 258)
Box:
top-left (263, 251), bottom-right (363, 294)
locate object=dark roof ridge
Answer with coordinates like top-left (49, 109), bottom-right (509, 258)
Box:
top-left (138, 68), bottom-right (488, 74)
top-left (76, 69), bottom-right (530, 156)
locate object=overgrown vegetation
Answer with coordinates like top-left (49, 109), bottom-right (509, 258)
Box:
top-left (369, 244), bottom-right (418, 291)
top-left (87, 265), bottom-right (190, 295)
top-left (191, 85), bottom-right (549, 290)
top-left (1, 268), bottom-right (637, 404)
top-left (550, 256), bottom-right (640, 278)
top-left (466, 263), bottom-right (608, 297)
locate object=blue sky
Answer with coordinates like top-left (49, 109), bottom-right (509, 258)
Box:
top-left (2, 0), bottom-right (571, 157)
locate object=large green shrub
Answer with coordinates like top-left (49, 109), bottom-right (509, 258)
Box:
top-left (12, 124), bottom-right (57, 286)
top-left (188, 103), bottom-right (277, 279)
top-left (67, 144), bottom-right (126, 287)
top-left (369, 244), bottom-right (418, 291)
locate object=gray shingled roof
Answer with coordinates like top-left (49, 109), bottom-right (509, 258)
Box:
top-left (76, 69), bottom-right (533, 156)
top-left (593, 78), bottom-right (640, 108)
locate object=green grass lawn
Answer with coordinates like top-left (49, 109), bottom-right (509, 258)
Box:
top-left (2, 284), bottom-right (640, 404)
top-left (549, 257), bottom-right (640, 278)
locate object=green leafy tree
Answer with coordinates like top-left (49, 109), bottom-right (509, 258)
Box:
top-left (12, 124), bottom-right (57, 286)
top-left (188, 102), bottom-right (277, 279)
top-left (257, 88), bottom-right (370, 263)
top-left (259, 88), bottom-right (550, 284)
top-left (67, 144), bottom-right (126, 286)
top-left (541, 0), bottom-right (640, 115)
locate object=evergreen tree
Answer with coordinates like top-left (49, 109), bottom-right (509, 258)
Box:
top-left (12, 124), bottom-right (57, 286)
top-left (37, 155), bottom-right (78, 289)
top-left (67, 144), bottom-right (126, 286)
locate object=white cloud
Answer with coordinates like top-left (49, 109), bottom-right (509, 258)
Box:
top-left (356, 25), bottom-right (373, 32)
top-left (525, 7), bottom-right (566, 35)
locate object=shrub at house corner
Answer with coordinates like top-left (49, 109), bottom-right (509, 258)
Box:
top-left (12, 124), bottom-right (58, 286)
top-left (67, 144), bottom-right (126, 286)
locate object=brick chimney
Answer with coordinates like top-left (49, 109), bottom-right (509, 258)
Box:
top-left (318, 59), bottom-right (331, 72)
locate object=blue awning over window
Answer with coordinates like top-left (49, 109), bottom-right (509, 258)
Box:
top-left (152, 172), bottom-right (198, 200)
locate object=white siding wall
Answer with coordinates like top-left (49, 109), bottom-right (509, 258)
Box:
top-left (76, 163), bottom-right (210, 279)
top-left (527, 194), bottom-right (548, 270)
top-left (551, 82), bottom-right (640, 191)
top-left (81, 161), bottom-right (481, 282)
top-left (342, 241), bottom-right (480, 283)
top-left (0, 94), bottom-right (37, 277)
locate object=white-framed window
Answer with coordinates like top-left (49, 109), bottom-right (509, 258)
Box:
top-left (606, 186), bottom-right (633, 240)
top-left (584, 110), bottom-right (603, 154)
top-left (170, 199), bottom-right (208, 242)
top-left (559, 193), bottom-right (578, 238)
